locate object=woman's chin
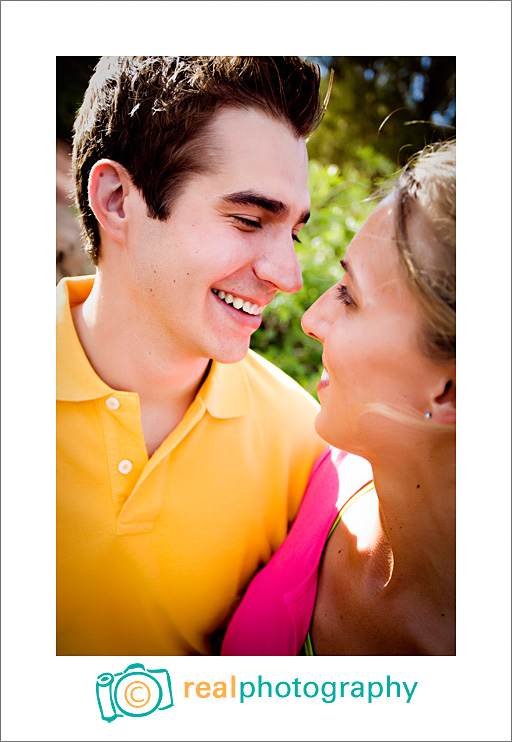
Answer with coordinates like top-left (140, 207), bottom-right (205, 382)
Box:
top-left (314, 409), bottom-right (363, 457)
top-left (314, 410), bottom-right (339, 448)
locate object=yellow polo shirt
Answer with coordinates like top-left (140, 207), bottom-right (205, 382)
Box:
top-left (57, 276), bottom-right (326, 655)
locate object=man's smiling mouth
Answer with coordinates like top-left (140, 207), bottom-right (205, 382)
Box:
top-left (212, 289), bottom-right (265, 316)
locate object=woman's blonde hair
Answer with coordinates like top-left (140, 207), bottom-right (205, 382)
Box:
top-left (394, 140), bottom-right (456, 363)
top-left (355, 142), bottom-right (456, 432)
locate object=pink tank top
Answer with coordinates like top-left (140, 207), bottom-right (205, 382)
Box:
top-left (221, 447), bottom-right (373, 656)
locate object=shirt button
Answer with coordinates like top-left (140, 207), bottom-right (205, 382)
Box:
top-left (106, 397), bottom-right (120, 410)
top-left (118, 459), bottom-right (133, 475)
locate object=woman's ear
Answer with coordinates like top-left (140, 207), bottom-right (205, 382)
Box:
top-left (430, 367), bottom-right (456, 425)
top-left (88, 159), bottom-right (132, 245)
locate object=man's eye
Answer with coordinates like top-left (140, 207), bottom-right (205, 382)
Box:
top-left (233, 216), bottom-right (261, 229)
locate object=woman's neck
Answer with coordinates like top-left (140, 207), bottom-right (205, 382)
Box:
top-left (369, 441), bottom-right (456, 606)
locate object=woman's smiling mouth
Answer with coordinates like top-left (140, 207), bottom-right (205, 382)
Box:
top-left (317, 364), bottom-right (330, 392)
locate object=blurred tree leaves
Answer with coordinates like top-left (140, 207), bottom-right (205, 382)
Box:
top-left (308, 56), bottom-right (455, 169)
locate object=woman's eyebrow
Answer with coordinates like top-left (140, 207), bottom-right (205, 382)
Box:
top-left (220, 190), bottom-right (310, 224)
top-left (340, 259), bottom-right (359, 291)
top-left (340, 258), bottom-right (350, 276)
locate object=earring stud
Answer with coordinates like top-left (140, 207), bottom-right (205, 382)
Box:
top-left (425, 412), bottom-right (431, 419)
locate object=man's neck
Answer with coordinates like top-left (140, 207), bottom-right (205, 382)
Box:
top-left (71, 276), bottom-right (211, 456)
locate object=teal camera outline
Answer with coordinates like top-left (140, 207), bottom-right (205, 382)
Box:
top-left (96, 663), bottom-right (173, 722)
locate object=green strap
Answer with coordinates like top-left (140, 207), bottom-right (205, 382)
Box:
top-left (302, 480), bottom-right (374, 656)
top-left (303, 631), bottom-right (314, 656)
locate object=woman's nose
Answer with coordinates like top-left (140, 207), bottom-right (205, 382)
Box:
top-left (301, 287), bottom-right (333, 342)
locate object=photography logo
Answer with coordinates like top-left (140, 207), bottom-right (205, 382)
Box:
top-left (96, 662), bottom-right (173, 722)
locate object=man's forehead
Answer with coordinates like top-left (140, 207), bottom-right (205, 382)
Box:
top-left (194, 106), bottom-right (310, 216)
top-left (207, 106), bottom-right (307, 162)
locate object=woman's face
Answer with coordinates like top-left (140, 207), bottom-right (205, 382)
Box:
top-left (302, 197), bottom-right (439, 455)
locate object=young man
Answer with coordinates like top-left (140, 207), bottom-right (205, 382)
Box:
top-left (57, 57), bottom-right (327, 655)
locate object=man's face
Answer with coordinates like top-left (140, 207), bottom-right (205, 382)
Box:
top-left (122, 107), bottom-right (311, 365)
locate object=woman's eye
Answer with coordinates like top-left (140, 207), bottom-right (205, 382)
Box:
top-left (292, 233), bottom-right (302, 244)
top-left (233, 216), bottom-right (261, 230)
top-left (337, 284), bottom-right (354, 307)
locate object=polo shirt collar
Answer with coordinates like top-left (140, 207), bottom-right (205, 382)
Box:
top-left (199, 358), bottom-right (252, 419)
top-left (57, 276), bottom-right (114, 402)
top-left (56, 276), bottom-right (252, 418)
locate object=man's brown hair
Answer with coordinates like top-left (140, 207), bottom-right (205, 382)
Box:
top-left (72, 56), bottom-right (323, 263)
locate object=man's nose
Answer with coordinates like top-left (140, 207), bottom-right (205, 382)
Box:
top-left (253, 236), bottom-right (303, 294)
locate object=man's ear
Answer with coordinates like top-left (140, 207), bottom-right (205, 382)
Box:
top-left (430, 366), bottom-right (456, 425)
top-left (88, 160), bottom-right (132, 245)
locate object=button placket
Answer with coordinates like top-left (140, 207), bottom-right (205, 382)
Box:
top-left (116, 398), bottom-right (207, 534)
top-left (99, 393), bottom-right (148, 519)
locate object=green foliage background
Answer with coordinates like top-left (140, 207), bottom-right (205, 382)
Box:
top-left (56, 56), bottom-right (455, 398)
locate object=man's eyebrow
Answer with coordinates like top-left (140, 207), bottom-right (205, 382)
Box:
top-left (220, 191), bottom-right (310, 224)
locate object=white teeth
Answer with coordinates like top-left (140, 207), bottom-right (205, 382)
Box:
top-left (212, 288), bottom-right (264, 316)
top-left (321, 368), bottom-right (329, 382)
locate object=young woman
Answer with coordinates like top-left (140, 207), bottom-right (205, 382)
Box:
top-left (221, 141), bottom-right (456, 656)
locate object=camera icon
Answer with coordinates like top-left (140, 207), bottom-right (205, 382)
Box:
top-left (96, 663), bottom-right (173, 722)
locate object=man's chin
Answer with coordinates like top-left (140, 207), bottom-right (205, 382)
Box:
top-left (211, 342), bottom-right (251, 365)
top-left (216, 351), bottom-right (250, 365)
